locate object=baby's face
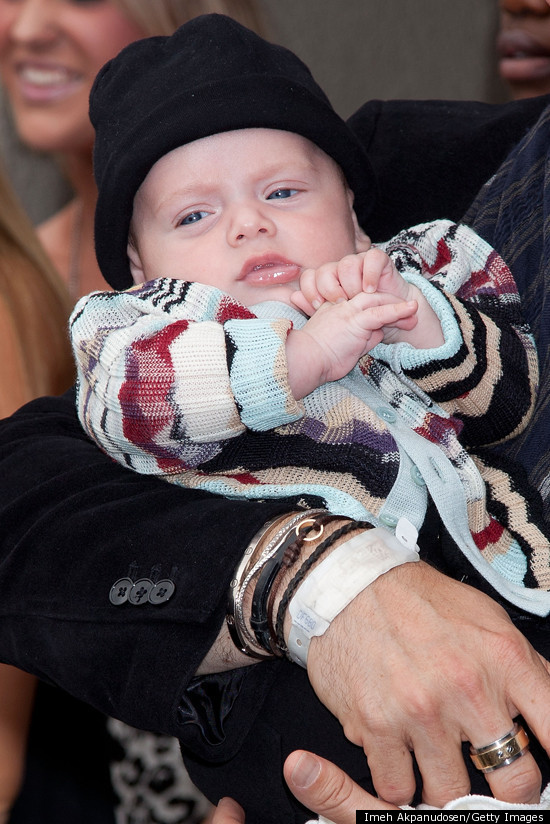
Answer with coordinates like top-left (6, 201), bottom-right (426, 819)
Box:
top-left (128, 128), bottom-right (362, 307)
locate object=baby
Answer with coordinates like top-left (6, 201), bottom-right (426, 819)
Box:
top-left (71, 14), bottom-right (549, 616)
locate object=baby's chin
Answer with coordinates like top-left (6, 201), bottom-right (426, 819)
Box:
top-left (241, 285), bottom-right (299, 309)
top-left (248, 291), bottom-right (305, 320)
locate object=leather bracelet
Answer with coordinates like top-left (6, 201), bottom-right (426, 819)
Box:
top-left (250, 514), bottom-right (343, 655)
top-left (274, 520), bottom-right (369, 655)
top-left (226, 509), bottom-right (324, 658)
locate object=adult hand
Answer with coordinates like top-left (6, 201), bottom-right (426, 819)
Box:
top-left (209, 751), bottom-right (397, 824)
top-left (209, 796), bottom-right (246, 824)
top-left (283, 750), bottom-right (397, 820)
top-left (305, 560), bottom-right (550, 808)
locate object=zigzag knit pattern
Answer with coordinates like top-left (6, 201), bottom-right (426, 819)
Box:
top-left (70, 220), bottom-right (550, 609)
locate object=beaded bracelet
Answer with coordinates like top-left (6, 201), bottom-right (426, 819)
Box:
top-left (226, 509), bottom-right (324, 658)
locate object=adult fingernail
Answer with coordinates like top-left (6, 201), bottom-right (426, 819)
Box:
top-left (291, 752), bottom-right (322, 789)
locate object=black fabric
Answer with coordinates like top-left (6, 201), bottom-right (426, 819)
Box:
top-left (9, 684), bottom-right (118, 824)
top-left (1, 96), bottom-right (549, 823)
top-left (348, 95), bottom-right (550, 241)
top-left (91, 14), bottom-right (376, 290)
top-left (0, 389), bottom-right (291, 737)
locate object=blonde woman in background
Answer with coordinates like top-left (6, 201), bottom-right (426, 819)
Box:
top-left (0, 4), bottom-right (265, 820)
top-left (0, 166), bottom-right (73, 416)
top-left (0, 0), bottom-right (266, 300)
top-left (0, 164), bottom-right (73, 821)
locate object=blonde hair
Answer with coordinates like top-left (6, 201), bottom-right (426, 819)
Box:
top-left (112, 0), bottom-right (266, 36)
top-left (0, 168), bottom-right (74, 413)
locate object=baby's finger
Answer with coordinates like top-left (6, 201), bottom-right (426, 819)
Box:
top-left (356, 299), bottom-right (417, 332)
top-left (297, 268), bottom-right (326, 310)
top-left (361, 248), bottom-right (393, 293)
top-left (313, 262), bottom-right (350, 303)
top-left (334, 254), bottom-right (366, 299)
top-left (290, 289), bottom-right (316, 316)
top-left (393, 314), bottom-right (419, 332)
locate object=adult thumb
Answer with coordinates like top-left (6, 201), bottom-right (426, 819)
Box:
top-left (283, 751), bottom-right (397, 822)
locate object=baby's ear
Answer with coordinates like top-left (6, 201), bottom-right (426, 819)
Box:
top-left (127, 235), bottom-right (146, 284)
top-left (346, 185), bottom-right (371, 252)
top-left (352, 209), bottom-right (371, 253)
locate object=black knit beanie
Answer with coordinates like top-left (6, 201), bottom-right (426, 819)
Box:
top-left (90, 13), bottom-right (377, 290)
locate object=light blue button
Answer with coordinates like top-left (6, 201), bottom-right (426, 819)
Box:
top-left (376, 406), bottom-right (396, 423)
top-left (411, 465), bottom-right (426, 486)
top-left (380, 513), bottom-right (398, 527)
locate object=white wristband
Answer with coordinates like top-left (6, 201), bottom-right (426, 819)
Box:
top-left (287, 518), bottom-right (420, 668)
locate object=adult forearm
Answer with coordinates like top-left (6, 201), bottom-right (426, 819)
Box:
top-left (0, 666), bottom-right (36, 818)
top-left (213, 504), bottom-right (550, 809)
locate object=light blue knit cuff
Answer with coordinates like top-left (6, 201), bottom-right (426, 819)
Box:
top-left (224, 317), bottom-right (304, 431)
top-left (370, 272), bottom-right (462, 371)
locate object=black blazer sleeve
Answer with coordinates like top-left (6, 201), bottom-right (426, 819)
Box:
top-left (348, 95), bottom-right (550, 241)
top-left (0, 389), bottom-right (290, 735)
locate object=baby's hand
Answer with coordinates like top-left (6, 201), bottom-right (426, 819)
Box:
top-left (286, 293), bottom-right (418, 398)
top-left (291, 248), bottom-right (412, 315)
top-left (291, 247), bottom-right (444, 354)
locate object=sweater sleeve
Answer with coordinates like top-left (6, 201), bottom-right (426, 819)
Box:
top-left (374, 220), bottom-right (538, 447)
top-left (70, 278), bottom-right (303, 477)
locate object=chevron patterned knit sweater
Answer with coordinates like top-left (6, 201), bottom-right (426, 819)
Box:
top-left (70, 220), bottom-right (550, 615)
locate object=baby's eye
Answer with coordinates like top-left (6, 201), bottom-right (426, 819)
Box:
top-left (179, 210), bottom-right (209, 226)
top-left (267, 188), bottom-right (299, 200)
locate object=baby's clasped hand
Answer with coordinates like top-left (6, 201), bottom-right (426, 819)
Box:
top-left (290, 246), bottom-right (444, 359)
top-left (286, 292), bottom-right (418, 399)
top-left (291, 247), bottom-right (413, 315)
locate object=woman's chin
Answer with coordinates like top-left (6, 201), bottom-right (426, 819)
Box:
top-left (12, 114), bottom-right (94, 157)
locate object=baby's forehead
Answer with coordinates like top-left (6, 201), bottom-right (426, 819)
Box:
top-left (135, 128), bottom-right (346, 203)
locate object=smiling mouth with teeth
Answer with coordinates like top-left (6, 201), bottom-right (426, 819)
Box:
top-left (19, 65), bottom-right (76, 86)
top-left (11, 61), bottom-right (84, 105)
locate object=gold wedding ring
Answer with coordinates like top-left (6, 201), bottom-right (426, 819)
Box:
top-left (470, 723), bottom-right (530, 773)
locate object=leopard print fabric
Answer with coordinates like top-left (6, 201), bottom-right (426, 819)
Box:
top-left (107, 718), bottom-right (212, 824)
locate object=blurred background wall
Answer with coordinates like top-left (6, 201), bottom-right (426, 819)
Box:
top-left (0, 0), bottom-right (509, 224)
top-left (260, 0), bottom-right (507, 118)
